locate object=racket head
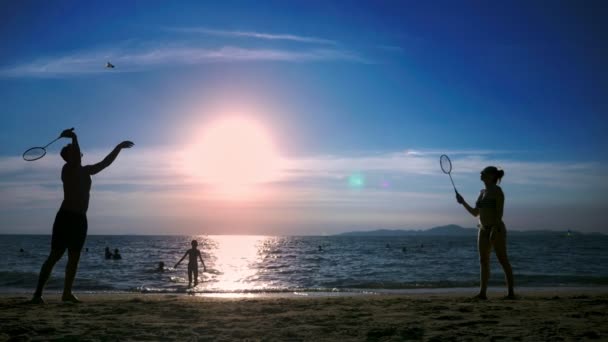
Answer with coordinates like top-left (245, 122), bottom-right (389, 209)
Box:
top-left (23, 147), bottom-right (47, 161)
top-left (440, 154), bottom-right (452, 174)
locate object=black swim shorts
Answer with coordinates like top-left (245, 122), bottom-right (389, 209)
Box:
top-left (51, 210), bottom-right (88, 251)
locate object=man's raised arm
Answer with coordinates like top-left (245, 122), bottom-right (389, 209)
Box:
top-left (60, 128), bottom-right (80, 155)
top-left (84, 141), bottom-right (134, 175)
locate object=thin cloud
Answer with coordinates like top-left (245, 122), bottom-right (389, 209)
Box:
top-left (167, 27), bottom-right (337, 45)
top-left (1, 147), bottom-right (604, 193)
top-left (0, 46), bottom-right (366, 78)
top-left (1, 148), bottom-right (606, 233)
top-left (376, 45), bottom-right (404, 52)
top-left (404, 149), bottom-right (515, 156)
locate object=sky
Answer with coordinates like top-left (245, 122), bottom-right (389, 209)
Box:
top-left (1, 1), bottom-right (607, 235)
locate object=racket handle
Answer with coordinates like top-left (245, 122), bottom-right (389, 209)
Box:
top-left (449, 174), bottom-right (457, 193)
top-left (43, 136), bottom-right (61, 149)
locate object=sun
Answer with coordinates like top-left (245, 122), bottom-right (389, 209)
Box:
top-left (187, 118), bottom-right (283, 196)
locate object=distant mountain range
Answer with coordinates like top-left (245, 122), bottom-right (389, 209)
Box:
top-left (335, 225), bottom-right (601, 236)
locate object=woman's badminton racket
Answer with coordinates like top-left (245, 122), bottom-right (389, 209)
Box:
top-left (440, 154), bottom-right (458, 194)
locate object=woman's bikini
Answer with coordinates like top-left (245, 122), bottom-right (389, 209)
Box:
top-left (476, 188), bottom-right (503, 233)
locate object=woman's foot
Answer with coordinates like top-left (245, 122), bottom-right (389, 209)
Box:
top-left (61, 293), bottom-right (81, 303)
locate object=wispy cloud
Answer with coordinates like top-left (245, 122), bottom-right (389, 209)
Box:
top-left (376, 45), bottom-right (404, 53)
top-left (1, 148), bottom-right (606, 233)
top-left (1, 147), bottom-right (604, 196)
top-left (166, 27), bottom-right (337, 45)
top-left (0, 46), bottom-right (366, 78)
top-left (282, 151), bottom-right (605, 189)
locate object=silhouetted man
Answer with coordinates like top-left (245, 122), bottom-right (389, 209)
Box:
top-left (32, 128), bottom-right (133, 303)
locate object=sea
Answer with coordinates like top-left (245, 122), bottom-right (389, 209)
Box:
top-left (1, 234), bottom-right (607, 295)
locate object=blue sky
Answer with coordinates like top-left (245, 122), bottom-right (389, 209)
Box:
top-left (1, 1), bottom-right (607, 234)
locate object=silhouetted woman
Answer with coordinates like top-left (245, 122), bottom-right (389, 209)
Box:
top-left (456, 166), bottom-right (514, 299)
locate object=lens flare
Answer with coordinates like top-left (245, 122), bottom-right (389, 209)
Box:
top-left (348, 172), bottom-right (365, 188)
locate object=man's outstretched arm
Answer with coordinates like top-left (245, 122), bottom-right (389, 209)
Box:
top-left (84, 141), bottom-right (134, 175)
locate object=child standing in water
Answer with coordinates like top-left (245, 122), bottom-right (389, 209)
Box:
top-left (174, 240), bottom-right (206, 288)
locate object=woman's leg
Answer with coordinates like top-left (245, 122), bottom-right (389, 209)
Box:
top-left (493, 226), bottom-right (514, 297)
top-left (187, 266), bottom-right (193, 287)
top-left (477, 229), bottom-right (492, 299)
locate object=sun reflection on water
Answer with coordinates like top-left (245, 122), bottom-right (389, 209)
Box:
top-left (203, 235), bottom-right (276, 292)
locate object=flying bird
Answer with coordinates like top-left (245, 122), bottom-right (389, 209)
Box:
top-left (106, 62), bottom-right (115, 69)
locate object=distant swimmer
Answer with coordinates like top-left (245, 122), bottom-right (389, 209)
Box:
top-left (456, 166), bottom-right (514, 300)
top-left (106, 61), bottom-right (115, 69)
top-left (174, 240), bottom-right (206, 288)
top-left (318, 245), bottom-right (323, 251)
top-left (386, 243), bottom-right (390, 248)
top-left (112, 248), bottom-right (122, 260)
top-left (20, 248), bottom-right (25, 253)
top-left (156, 262), bottom-right (165, 272)
top-left (401, 247), bottom-right (406, 253)
top-left (105, 247), bottom-right (112, 259)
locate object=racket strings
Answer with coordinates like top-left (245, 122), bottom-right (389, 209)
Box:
top-left (23, 147), bottom-right (46, 161)
top-left (23, 135), bottom-right (62, 161)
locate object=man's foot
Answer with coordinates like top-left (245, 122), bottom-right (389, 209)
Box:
top-left (471, 293), bottom-right (488, 300)
top-left (31, 296), bottom-right (46, 304)
top-left (61, 293), bottom-right (81, 303)
top-left (502, 294), bottom-right (517, 300)
top-left (193, 282), bottom-right (198, 287)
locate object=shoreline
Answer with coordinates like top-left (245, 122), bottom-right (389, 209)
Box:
top-left (2, 288), bottom-right (607, 341)
top-left (2, 285), bottom-right (608, 298)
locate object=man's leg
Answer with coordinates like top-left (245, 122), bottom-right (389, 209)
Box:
top-left (33, 248), bottom-right (66, 302)
top-left (62, 248), bottom-right (82, 302)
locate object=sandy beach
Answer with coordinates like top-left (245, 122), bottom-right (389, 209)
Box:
top-left (1, 289), bottom-right (606, 341)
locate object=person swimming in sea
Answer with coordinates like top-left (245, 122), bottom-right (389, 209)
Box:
top-left (456, 166), bottom-right (515, 300)
top-left (112, 248), bottom-right (122, 260)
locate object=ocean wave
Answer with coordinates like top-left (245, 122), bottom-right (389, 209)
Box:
top-left (2, 235), bottom-right (607, 294)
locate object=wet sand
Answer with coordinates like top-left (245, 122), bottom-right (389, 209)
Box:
top-left (1, 290), bottom-right (607, 341)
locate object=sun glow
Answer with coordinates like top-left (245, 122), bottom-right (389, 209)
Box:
top-left (186, 117), bottom-right (283, 197)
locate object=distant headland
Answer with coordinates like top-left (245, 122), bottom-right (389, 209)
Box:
top-left (334, 225), bottom-right (603, 237)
